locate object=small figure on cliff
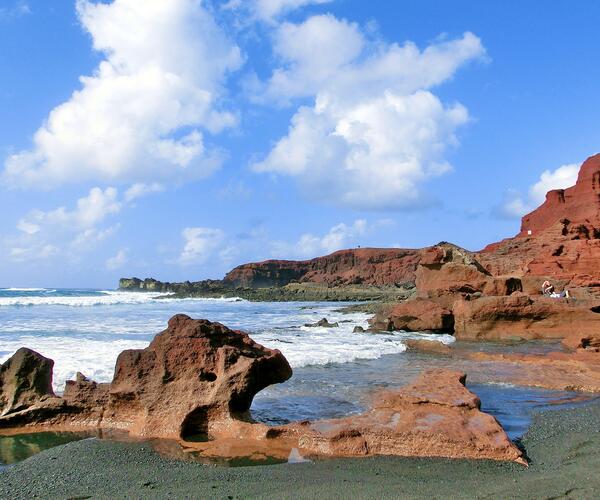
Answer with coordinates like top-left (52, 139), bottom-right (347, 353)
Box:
top-left (542, 280), bottom-right (570, 299)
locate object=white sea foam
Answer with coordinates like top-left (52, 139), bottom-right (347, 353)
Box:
top-left (2, 287), bottom-right (52, 292)
top-left (0, 337), bottom-right (150, 392)
top-left (0, 291), bottom-right (246, 307)
top-left (0, 292), bottom-right (454, 392)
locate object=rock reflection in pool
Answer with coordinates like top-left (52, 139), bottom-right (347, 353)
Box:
top-left (0, 432), bottom-right (91, 465)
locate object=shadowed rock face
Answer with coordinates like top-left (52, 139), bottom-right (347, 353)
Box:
top-left (0, 316), bottom-right (293, 440)
top-left (0, 348), bottom-right (55, 417)
top-left (0, 348), bottom-right (66, 426)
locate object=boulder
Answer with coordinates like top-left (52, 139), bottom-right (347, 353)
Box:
top-left (99, 315), bottom-right (292, 439)
top-left (291, 370), bottom-right (524, 463)
top-left (0, 348), bottom-right (65, 425)
top-left (353, 326), bottom-right (365, 333)
top-left (304, 318), bottom-right (339, 328)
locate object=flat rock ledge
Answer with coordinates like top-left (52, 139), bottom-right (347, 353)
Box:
top-left (0, 317), bottom-right (523, 464)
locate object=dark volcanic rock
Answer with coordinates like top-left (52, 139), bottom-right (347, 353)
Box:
top-left (0, 348), bottom-right (66, 426)
top-left (304, 318), bottom-right (339, 328)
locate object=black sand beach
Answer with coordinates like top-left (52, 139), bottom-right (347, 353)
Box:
top-left (1, 400), bottom-right (599, 499)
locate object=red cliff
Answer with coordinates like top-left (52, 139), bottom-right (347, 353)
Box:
top-left (479, 154), bottom-right (600, 287)
top-left (223, 248), bottom-right (422, 287)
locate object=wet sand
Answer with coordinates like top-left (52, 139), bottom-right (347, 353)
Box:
top-left (1, 400), bottom-right (599, 499)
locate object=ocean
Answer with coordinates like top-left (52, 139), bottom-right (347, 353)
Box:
top-left (0, 287), bottom-right (594, 464)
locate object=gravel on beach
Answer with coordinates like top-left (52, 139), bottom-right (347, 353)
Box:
top-left (1, 400), bottom-right (600, 499)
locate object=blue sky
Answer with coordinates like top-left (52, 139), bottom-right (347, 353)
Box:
top-left (1, 0), bottom-right (599, 288)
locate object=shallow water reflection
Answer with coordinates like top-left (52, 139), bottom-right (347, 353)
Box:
top-left (0, 431), bottom-right (91, 466)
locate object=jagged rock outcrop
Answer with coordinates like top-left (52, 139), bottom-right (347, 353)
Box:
top-left (102, 315), bottom-right (292, 439)
top-left (304, 318), bottom-right (339, 328)
top-left (0, 316), bottom-right (293, 439)
top-left (0, 348), bottom-right (66, 426)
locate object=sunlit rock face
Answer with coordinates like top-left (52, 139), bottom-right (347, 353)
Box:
top-left (480, 154), bottom-right (600, 287)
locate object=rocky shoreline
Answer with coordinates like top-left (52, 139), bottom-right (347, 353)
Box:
top-left (2, 154), bottom-right (600, 488)
top-left (2, 399), bottom-right (600, 499)
top-left (119, 278), bottom-right (416, 303)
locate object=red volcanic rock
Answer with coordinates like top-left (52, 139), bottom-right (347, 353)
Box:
top-left (0, 316), bottom-right (292, 439)
top-left (63, 372), bottom-right (109, 414)
top-left (292, 370), bottom-right (524, 463)
top-left (0, 348), bottom-right (65, 426)
top-left (370, 298), bottom-right (454, 333)
top-left (403, 339), bottom-right (452, 355)
top-left (453, 294), bottom-right (600, 341)
top-left (99, 315), bottom-right (292, 439)
top-left (520, 154), bottom-right (600, 236)
top-left (223, 248), bottom-right (422, 287)
top-left (478, 154), bottom-right (600, 287)
top-left (469, 351), bottom-right (600, 392)
top-left (417, 244), bottom-right (495, 302)
top-left (0, 348), bottom-right (54, 415)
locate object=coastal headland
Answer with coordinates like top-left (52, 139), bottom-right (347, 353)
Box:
top-left (2, 154), bottom-right (600, 493)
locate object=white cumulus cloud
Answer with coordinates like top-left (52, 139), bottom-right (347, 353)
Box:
top-left (529, 163), bottom-right (579, 205)
top-left (7, 187), bottom-right (122, 262)
top-left (496, 163), bottom-right (580, 219)
top-left (271, 219), bottom-right (368, 258)
top-left (124, 182), bottom-right (165, 203)
top-left (251, 15), bottom-right (485, 210)
top-left (179, 227), bottom-right (226, 265)
top-left (253, 0), bottom-right (332, 21)
top-left (3, 0), bottom-right (242, 188)
top-left (106, 249), bottom-right (128, 270)
top-left (223, 0), bottom-right (331, 22)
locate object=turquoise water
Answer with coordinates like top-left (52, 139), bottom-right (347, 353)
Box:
top-left (0, 288), bottom-right (595, 465)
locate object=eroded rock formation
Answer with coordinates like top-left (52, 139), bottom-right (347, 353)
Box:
top-left (197, 370), bottom-right (524, 464)
top-left (0, 316), bottom-right (292, 439)
top-left (0, 348), bottom-right (65, 425)
top-left (0, 323), bottom-right (524, 463)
